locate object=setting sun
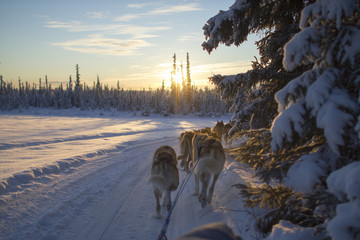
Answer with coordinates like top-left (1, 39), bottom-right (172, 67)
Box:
top-left (174, 70), bottom-right (183, 85)
top-left (162, 71), bottom-right (182, 89)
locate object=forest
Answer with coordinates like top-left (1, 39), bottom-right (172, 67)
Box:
top-left (0, 56), bottom-right (229, 117)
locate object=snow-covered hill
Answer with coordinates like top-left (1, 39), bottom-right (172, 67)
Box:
top-left (0, 109), bottom-right (262, 240)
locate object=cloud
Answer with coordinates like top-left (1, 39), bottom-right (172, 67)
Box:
top-left (177, 33), bottom-right (203, 42)
top-left (52, 37), bottom-right (151, 56)
top-left (192, 61), bottom-right (252, 76)
top-left (115, 3), bottom-right (203, 22)
top-left (113, 25), bottom-right (170, 38)
top-left (44, 2), bottom-right (200, 57)
top-left (127, 3), bottom-right (155, 8)
top-left (45, 20), bottom-right (80, 30)
top-left (114, 14), bottom-right (140, 22)
top-left (148, 3), bottom-right (203, 15)
top-left (45, 16), bottom-right (171, 56)
top-left (85, 11), bottom-right (110, 19)
top-left (45, 20), bottom-right (170, 39)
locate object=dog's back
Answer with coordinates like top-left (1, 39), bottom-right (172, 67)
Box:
top-left (195, 137), bottom-right (225, 175)
top-left (192, 134), bottom-right (225, 207)
top-left (150, 145), bottom-right (179, 217)
top-left (178, 131), bottom-right (195, 171)
top-left (150, 145), bottom-right (179, 191)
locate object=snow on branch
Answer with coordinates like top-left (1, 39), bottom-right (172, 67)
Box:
top-left (286, 0), bottom-right (360, 71)
top-left (327, 161), bottom-right (360, 203)
top-left (283, 27), bottom-right (321, 71)
top-left (334, 26), bottom-right (360, 67)
top-left (301, 0), bottom-right (359, 29)
top-left (305, 68), bottom-right (339, 116)
top-left (270, 100), bottom-right (306, 152)
top-left (202, 0), bottom-right (250, 54)
top-left (316, 97), bottom-right (354, 155)
top-left (284, 152), bottom-right (327, 194)
top-left (275, 69), bottom-right (317, 113)
top-left (326, 161), bottom-right (360, 240)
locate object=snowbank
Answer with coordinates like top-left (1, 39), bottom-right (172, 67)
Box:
top-left (265, 220), bottom-right (320, 240)
top-left (326, 162), bottom-right (360, 240)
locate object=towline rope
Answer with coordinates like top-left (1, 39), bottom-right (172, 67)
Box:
top-left (157, 160), bottom-right (198, 240)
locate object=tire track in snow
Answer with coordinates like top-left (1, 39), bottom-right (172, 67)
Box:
top-left (56, 138), bottom-right (179, 240)
top-left (0, 137), bottom-right (176, 240)
top-left (0, 126), bottom-right (186, 151)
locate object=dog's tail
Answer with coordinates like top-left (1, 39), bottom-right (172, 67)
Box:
top-left (148, 175), bottom-right (167, 192)
top-left (197, 148), bottom-right (224, 175)
top-left (197, 157), bottom-right (215, 174)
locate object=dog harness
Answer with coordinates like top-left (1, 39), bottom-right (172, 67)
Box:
top-left (198, 139), bottom-right (216, 158)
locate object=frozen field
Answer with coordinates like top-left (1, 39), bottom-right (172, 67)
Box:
top-left (0, 109), bottom-right (262, 240)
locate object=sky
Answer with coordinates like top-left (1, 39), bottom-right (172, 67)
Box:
top-left (0, 0), bottom-right (260, 90)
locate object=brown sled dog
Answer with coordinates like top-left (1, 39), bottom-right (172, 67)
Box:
top-left (178, 131), bottom-right (195, 172)
top-left (178, 128), bottom-right (219, 172)
top-left (149, 145), bottom-right (179, 218)
top-left (212, 121), bottom-right (225, 141)
top-left (192, 134), bottom-right (225, 208)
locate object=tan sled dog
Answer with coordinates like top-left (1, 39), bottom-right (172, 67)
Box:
top-left (178, 128), bottom-right (218, 172)
top-left (178, 131), bottom-right (195, 172)
top-left (212, 121), bottom-right (224, 141)
top-left (149, 145), bottom-right (179, 218)
top-left (192, 134), bottom-right (225, 208)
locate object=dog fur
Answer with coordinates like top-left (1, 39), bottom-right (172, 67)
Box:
top-left (192, 134), bottom-right (225, 208)
top-left (178, 131), bottom-right (195, 172)
top-left (212, 121), bottom-right (225, 141)
top-left (178, 128), bottom-right (218, 172)
top-left (223, 122), bottom-right (233, 144)
top-left (149, 145), bottom-right (179, 218)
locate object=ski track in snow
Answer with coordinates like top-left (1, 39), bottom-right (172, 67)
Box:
top-left (0, 110), bottom-right (261, 240)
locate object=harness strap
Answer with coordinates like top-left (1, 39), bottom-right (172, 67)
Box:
top-left (164, 163), bottom-right (172, 205)
top-left (199, 139), bottom-right (216, 158)
top-left (157, 160), bottom-right (199, 240)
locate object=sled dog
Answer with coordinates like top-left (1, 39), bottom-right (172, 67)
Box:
top-left (178, 128), bottom-right (217, 172)
top-left (194, 127), bottom-right (218, 139)
top-left (192, 134), bottom-right (225, 208)
top-left (195, 127), bottom-right (212, 135)
top-left (178, 131), bottom-right (195, 172)
top-left (212, 121), bottom-right (224, 141)
top-left (149, 145), bottom-right (179, 218)
top-left (223, 122), bottom-right (233, 144)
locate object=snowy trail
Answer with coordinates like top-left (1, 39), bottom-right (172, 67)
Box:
top-left (0, 110), bottom-right (259, 240)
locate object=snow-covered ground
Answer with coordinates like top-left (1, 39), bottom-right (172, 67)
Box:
top-left (0, 108), bottom-right (262, 240)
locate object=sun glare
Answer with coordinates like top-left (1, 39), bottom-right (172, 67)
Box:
top-left (174, 71), bottom-right (183, 85)
top-left (161, 70), bottom-right (183, 88)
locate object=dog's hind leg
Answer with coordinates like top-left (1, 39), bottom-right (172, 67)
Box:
top-left (207, 173), bottom-right (220, 204)
top-left (162, 192), bottom-right (166, 206)
top-left (154, 189), bottom-right (162, 218)
top-left (193, 173), bottom-right (199, 196)
top-left (186, 153), bottom-right (193, 172)
top-left (199, 171), bottom-right (210, 208)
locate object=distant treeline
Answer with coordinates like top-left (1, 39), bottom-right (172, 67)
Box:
top-left (0, 74), bottom-right (229, 117)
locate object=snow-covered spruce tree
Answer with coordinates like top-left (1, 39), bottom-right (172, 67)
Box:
top-left (202, 0), bottom-right (312, 132)
top-left (268, 0), bottom-right (360, 239)
top-left (205, 0), bottom-right (360, 238)
top-left (203, 1), bottom-right (315, 234)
